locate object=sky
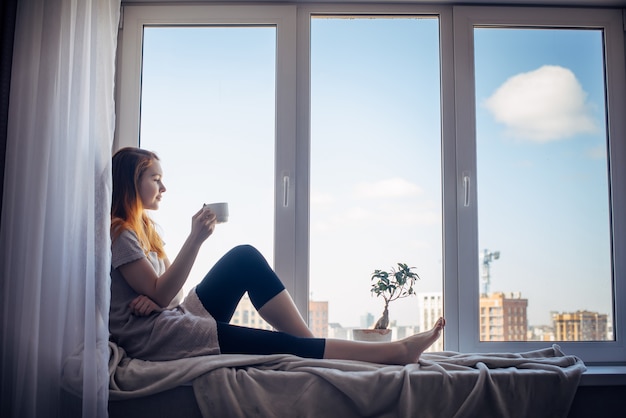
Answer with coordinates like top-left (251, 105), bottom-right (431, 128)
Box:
top-left (473, 28), bottom-right (611, 327)
top-left (139, 17), bottom-right (613, 333)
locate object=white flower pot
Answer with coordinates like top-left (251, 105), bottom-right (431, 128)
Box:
top-left (352, 328), bottom-right (392, 342)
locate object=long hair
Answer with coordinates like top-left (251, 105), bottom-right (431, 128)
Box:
top-left (111, 147), bottom-right (166, 259)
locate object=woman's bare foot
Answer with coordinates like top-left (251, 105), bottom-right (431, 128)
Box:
top-left (323, 317), bottom-right (445, 365)
top-left (396, 317), bottom-right (445, 364)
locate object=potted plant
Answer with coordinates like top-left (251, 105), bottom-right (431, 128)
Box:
top-left (352, 263), bottom-right (420, 342)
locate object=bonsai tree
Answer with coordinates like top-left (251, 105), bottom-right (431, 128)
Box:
top-left (370, 263), bottom-right (420, 329)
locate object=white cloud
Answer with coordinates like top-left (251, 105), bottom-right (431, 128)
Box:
top-left (586, 144), bottom-right (607, 160)
top-left (484, 65), bottom-right (597, 142)
top-left (312, 204), bottom-right (440, 233)
top-left (311, 190), bottom-right (335, 207)
top-left (353, 177), bottom-right (423, 199)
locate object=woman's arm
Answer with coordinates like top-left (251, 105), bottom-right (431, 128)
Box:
top-left (129, 294), bottom-right (161, 316)
top-left (118, 206), bottom-right (217, 307)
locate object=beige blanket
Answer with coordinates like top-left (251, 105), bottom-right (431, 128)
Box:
top-left (64, 342), bottom-right (586, 417)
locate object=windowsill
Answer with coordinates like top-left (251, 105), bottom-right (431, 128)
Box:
top-left (579, 366), bottom-right (626, 386)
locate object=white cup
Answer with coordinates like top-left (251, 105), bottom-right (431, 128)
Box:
top-left (203, 202), bottom-right (229, 223)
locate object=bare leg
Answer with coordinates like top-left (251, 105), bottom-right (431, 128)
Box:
top-left (258, 289), bottom-right (315, 338)
top-left (323, 317), bottom-right (445, 365)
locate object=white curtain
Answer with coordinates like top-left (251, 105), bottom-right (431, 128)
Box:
top-left (0, 0), bottom-right (120, 417)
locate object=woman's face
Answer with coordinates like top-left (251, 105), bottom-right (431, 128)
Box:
top-left (138, 159), bottom-right (166, 210)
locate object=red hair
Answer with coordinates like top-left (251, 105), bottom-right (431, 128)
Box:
top-left (111, 147), bottom-right (166, 259)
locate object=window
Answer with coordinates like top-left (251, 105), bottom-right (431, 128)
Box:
top-left (475, 26), bottom-right (611, 344)
top-left (138, 25), bottom-right (277, 299)
top-left (115, 3), bottom-right (626, 364)
top-left (453, 6), bottom-right (626, 362)
top-left (115, 4), bottom-right (301, 307)
top-left (309, 15), bottom-right (443, 341)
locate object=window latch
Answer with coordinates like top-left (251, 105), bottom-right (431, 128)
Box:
top-left (283, 174), bottom-right (290, 207)
top-left (463, 172), bottom-right (471, 207)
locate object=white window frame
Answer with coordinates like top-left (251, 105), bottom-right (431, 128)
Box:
top-left (115, 4), bottom-right (300, 303)
top-left (115, 2), bottom-right (626, 365)
top-left (453, 6), bottom-right (626, 363)
top-left (294, 1), bottom-right (456, 349)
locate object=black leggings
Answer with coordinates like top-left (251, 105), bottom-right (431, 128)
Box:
top-left (194, 245), bottom-right (326, 359)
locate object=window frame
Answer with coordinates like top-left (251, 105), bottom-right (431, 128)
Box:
top-left (294, 1), bottom-right (457, 347)
top-left (115, 4), bottom-right (302, 303)
top-left (115, 2), bottom-right (626, 364)
top-left (453, 5), bottom-right (626, 363)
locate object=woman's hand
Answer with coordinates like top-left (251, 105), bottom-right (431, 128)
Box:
top-left (118, 205), bottom-right (217, 308)
top-left (190, 206), bottom-right (217, 243)
top-left (129, 295), bottom-right (161, 316)
top-left (119, 206), bottom-right (216, 308)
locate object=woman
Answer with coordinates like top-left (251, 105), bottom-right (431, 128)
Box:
top-left (110, 147), bottom-right (445, 364)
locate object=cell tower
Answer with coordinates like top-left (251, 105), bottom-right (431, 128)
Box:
top-left (480, 249), bottom-right (500, 296)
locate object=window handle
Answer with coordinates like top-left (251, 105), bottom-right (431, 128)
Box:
top-left (463, 172), bottom-right (471, 207)
top-left (283, 174), bottom-right (290, 207)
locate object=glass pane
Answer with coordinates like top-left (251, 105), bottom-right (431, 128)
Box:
top-left (310, 16), bottom-right (443, 348)
top-left (139, 27), bottom-right (276, 322)
top-left (474, 28), bottom-right (613, 342)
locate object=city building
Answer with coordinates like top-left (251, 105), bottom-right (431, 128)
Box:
top-left (231, 294), bottom-right (329, 338)
top-left (328, 322), bottom-right (350, 340)
top-left (480, 292), bottom-right (528, 341)
top-left (553, 310), bottom-right (608, 341)
top-left (230, 294), bottom-right (273, 331)
top-left (309, 300), bottom-right (329, 338)
top-left (418, 292), bottom-right (444, 352)
top-left (360, 312), bottom-right (375, 329)
top-left (394, 324), bottom-right (421, 340)
top-left (528, 325), bottom-right (556, 342)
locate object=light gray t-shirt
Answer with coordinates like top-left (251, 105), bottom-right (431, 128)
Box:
top-left (109, 229), bottom-right (220, 361)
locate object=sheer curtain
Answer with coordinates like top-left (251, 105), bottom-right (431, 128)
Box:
top-left (0, 0), bottom-right (120, 417)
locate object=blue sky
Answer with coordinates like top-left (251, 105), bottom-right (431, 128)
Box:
top-left (308, 17), bottom-right (443, 327)
top-left (139, 18), bottom-right (612, 332)
top-left (474, 28), bottom-right (611, 326)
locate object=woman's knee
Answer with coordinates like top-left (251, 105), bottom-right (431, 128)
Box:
top-left (224, 244), bottom-right (269, 269)
top-left (228, 244), bottom-right (261, 259)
